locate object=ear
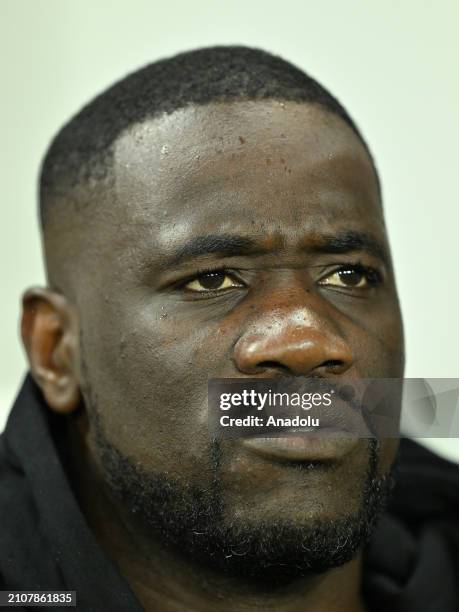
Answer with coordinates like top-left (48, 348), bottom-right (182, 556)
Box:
top-left (21, 287), bottom-right (81, 414)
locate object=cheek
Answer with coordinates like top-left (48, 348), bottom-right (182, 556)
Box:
top-left (347, 303), bottom-right (404, 378)
top-left (78, 297), bottom-right (234, 478)
top-left (378, 438), bottom-right (400, 476)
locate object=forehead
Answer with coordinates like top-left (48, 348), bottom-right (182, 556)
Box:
top-left (105, 100), bottom-right (382, 252)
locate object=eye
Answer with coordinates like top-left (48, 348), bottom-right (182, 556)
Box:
top-left (183, 270), bottom-right (244, 292)
top-left (318, 265), bottom-right (382, 289)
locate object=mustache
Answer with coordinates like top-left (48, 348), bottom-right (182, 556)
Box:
top-left (210, 376), bottom-right (403, 440)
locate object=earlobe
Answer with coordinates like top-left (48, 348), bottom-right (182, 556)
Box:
top-left (21, 287), bottom-right (81, 414)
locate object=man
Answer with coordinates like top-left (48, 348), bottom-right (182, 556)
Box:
top-left (1, 46), bottom-right (458, 611)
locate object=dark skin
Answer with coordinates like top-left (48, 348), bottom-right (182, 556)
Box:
top-left (22, 100), bottom-right (404, 611)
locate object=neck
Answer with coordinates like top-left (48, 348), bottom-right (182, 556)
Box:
top-left (66, 418), bottom-right (367, 612)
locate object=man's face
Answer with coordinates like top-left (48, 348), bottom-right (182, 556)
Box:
top-left (71, 100), bottom-right (404, 573)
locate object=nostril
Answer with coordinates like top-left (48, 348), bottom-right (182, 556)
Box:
top-left (321, 359), bottom-right (345, 372)
top-left (259, 360), bottom-right (281, 369)
top-left (257, 361), bottom-right (290, 373)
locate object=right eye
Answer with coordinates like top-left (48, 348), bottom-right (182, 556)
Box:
top-left (184, 270), bottom-right (244, 292)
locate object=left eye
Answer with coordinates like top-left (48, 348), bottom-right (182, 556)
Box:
top-left (184, 271), bottom-right (243, 292)
top-left (319, 265), bottom-right (382, 289)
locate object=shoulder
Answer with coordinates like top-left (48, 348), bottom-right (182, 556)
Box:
top-left (391, 438), bottom-right (459, 526)
top-left (0, 432), bottom-right (61, 589)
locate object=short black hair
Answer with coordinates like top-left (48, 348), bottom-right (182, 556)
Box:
top-left (40, 45), bottom-right (377, 226)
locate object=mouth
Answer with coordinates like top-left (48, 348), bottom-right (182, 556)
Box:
top-left (215, 378), bottom-right (376, 463)
top-left (240, 426), bottom-right (361, 462)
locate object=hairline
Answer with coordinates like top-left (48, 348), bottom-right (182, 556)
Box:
top-left (41, 96), bottom-right (382, 231)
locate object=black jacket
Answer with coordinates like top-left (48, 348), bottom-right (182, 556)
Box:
top-left (1, 376), bottom-right (458, 611)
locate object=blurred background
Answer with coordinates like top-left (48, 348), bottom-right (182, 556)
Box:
top-left (1, 0), bottom-right (458, 459)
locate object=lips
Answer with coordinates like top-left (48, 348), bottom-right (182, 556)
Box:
top-left (240, 391), bottom-right (372, 462)
top-left (241, 427), bottom-right (361, 462)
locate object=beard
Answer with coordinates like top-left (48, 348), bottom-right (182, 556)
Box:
top-left (91, 411), bottom-right (397, 586)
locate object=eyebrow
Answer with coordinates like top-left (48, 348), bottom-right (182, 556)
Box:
top-left (164, 230), bottom-right (389, 267)
top-left (308, 230), bottom-right (390, 264)
top-left (166, 234), bottom-right (266, 265)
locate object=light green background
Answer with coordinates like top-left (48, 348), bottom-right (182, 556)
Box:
top-left (1, 0), bottom-right (458, 459)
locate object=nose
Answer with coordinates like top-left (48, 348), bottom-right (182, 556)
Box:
top-left (233, 302), bottom-right (353, 377)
